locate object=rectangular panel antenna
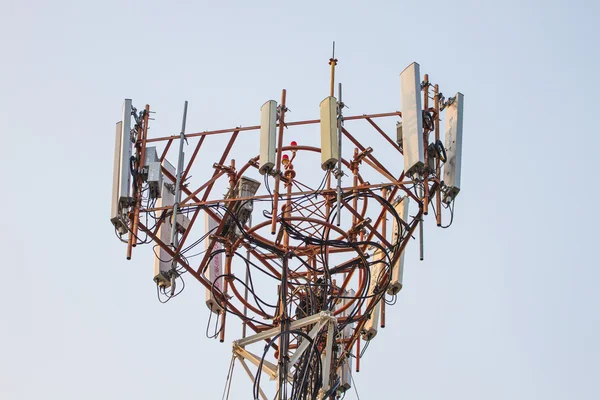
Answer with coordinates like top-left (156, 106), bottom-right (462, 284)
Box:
top-left (400, 63), bottom-right (424, 176)
top-left (362, 249), bottom-right (383, 340)
top-left (443, 93), bottom-right (464, 203)
top-left (259, 100), bottom-right (277, 175)
top-left (153, 159), bottom-right (176, 288)
top-left (388, 196), bottom-right (409, 295)
top-left (320, 96), bottom-right (339, 170)
top-left (145, 147), bottom-right (162, 199)
top-left (339, 357), bottom-right (352, 392)
top-left (205, 213), bottom-right (223, 313)
top-left (175, 213), bottom-right (190, 234)
top-left (119, 99), bottom-right (133, 203)
top-left (110, 121), bottom-right (127, 234)
top-left (145, 147), bottom-right (159, 164)
top-left (337, 287), bottom-right (354, 392)
top-left (342, 288), bottom-right (356, 338)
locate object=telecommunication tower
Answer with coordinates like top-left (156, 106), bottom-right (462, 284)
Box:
top-left (110, 51), bottom-right (464, 399)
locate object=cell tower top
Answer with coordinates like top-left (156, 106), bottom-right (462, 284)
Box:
top-left (110, 54), bottom-right (464, 399)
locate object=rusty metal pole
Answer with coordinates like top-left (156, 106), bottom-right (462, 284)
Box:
top-left (380, 187), bottom-right (387, 329)
top-left (220, 244), bottom-right (232, 343)
top-left (134, 105), bottom-right (150, 241)
top-left (271, 89), bottom-right (287, 234)
top-left (352, 148), bottom-right (359, 230)
top-left (127, 104), bottom-right (149, 259)
top-left (277, 170), bottom-right (294, 400)
top-left (220, 159), bottom-right (236, 343)
top-left (324, 172), bottom-right (332, 270)
top-left (336, 82), bottom-right (344, 226)
top-left (356, 229), bottom-right (365, 373)
top-left (422, 75), bottom-right (430, 216)
top-left (284, 164), bottom-right (294, 249)
top-left (420, 75), bottom-right (429, 261)
top-left (242, 215), bottom-right (251, 339)
top-left (356, 305), bottom-right (361, 373)
top-left (434, 84), bottom-right (442, 227)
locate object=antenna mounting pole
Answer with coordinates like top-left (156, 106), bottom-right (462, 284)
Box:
top-left (329, 41), bottom-right (338, 97)
top-left (170, 100), bottom-right (188, 287)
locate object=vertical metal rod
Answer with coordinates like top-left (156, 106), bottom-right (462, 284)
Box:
top-left (126, 109), bottom-right (140, 260)
top-left (170, 101), bottom-right (188, 250)
top-left (422, 74), bottom-right (430, 216)
top-left (329, 43), bottom-right (337, 98)
top-left (242, 215), bottom-right (251, 339)
top-left (356, 312), bottom-right (361, 373)
top-left (352, 148), bottom-right (359, 229)
top-left (380, 187), bottom-right (387, 328)
top-left (419, 182), bottom-right (424, 261)
top-left (127, 104), bottom-right (149, 259)
top-left (284, 178), bottom-right (292, 250)
top-left (271, 89), bottom-right (287, 235)
top-left (356, 230), bottom-right (363, 373)
top-left (434, 84), bottom-right (442, 227)
top-left (336, 82), bottom-right (343, 226)
top-left (325, 172), bottom-right (332, 268)
top-left (221, 160), bottom-right (236, 343)
top-left (278, 257), bottom-right (289, 400)
top-left (278, 178), bottom-right (294, 400)
top-left (420, 74), bottom-right (428, 261)
top-left (220, 248), bottom-right (232, 343)
top-left (322, 320), bottom-right (335, 392)
top-left (131, 106), bottom-right (150, 243)
top-left (170, 101), bottom-right (188, 292)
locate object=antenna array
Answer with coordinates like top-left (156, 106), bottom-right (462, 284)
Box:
top-left (110, 54), bottom-right (464, 400)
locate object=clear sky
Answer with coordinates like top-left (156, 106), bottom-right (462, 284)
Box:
top-left (1, 0), bottom-right (599, 399)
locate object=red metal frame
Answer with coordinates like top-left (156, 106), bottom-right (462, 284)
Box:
top-left (123, 72), bottom-right (451, 393)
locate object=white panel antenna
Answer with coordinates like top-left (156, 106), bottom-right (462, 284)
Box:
top-left (362, 249), bottom-right (383, 341)
top-left (233, 177), bottom-right (260, 236)
top-left (153, 159), bottom-right (176, 288)
top-left (443, 93), bottom-right (464, 203)
top-left (400, 63), bottom-right (425, 176)
top-left (337, 288), bottom-right (355, 393)
top-left (119, 99), bottom-right (133, 202)
top-left (110, 99), bottom-right (133, 233)
top-left (339, 358), bottom-right (352, 393)
top-left (320, 96), bottom-right (339, 170)
top-left (388, 196), bottom-right (409, 295)
top-left (144, 147), bottom-right (162, 199)
top-left (259, 100), bottom-right (278, 175)
top-left (110, 121), bottom-right (127, 234)
top-left (205, 213), bottom-right (224, 313)
top-left (342, 288), bottom-right (356, 338)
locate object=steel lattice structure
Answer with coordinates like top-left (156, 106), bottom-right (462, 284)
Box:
top-left (110, 58), bottom-right (464, 400)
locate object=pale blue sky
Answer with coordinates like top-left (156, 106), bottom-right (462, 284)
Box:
top-left (1, 0), bottom-right (599, 399)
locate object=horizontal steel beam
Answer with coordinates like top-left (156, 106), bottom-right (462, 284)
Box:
top-left (235, 311), bottom-right (334, 348)
top-left (145, 111), bottom-right (402, 143)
